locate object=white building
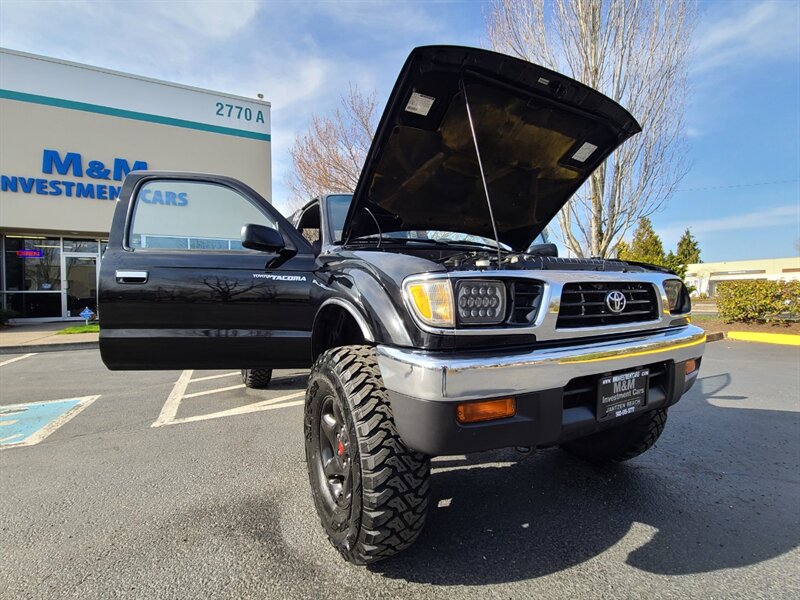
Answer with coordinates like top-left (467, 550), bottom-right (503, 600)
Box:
top-left (686, 257), bottom-right (800, 296)
top-left (0, 48), bottom-right (271, 320)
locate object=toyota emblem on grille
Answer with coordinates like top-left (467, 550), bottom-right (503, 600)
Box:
top-left (605, 290), bottom-right (627, 313)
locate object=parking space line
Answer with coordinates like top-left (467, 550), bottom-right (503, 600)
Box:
top-left (166, 392), bottom-right (305, 426)
top-left (0, 353), bottom-right (37, 367)
top-left (152, 370), bottom-right (193, 428)
top-left (190, 371), bottom-right (239, 383)
top-left (182, 383), bottom-right (246, 399)
top-left (154, 369), bottom-right (306, 428)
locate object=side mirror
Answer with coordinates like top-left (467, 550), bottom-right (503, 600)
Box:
top-left (528, 243), bottom-right (558, 257)
top-left (241, 223), bottom-right (285, 252)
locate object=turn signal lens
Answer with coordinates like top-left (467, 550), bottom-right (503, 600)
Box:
top-left (405, 280), bottom-right (454, 327)
top-left (685, 359), bottom-right (697, 375)
top-left (456, 398), bottom-right (516, 424)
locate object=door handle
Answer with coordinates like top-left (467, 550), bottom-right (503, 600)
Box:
top-left (115, 270), bottom-right (148, 284)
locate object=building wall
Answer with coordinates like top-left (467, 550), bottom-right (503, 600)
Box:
top-left (0, 48), bottom-right (272, 320)
top-left (0, 100), bottom-right (271, 235)
top-left (1, 47), bottom-right (271, 238)
top-left (686, 257), bottom-right (800, 296)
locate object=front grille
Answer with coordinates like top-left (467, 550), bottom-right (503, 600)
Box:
top-left (557, 281), bottom-right (658, 328)
top-left (508, 281), bottom-right (545, 325)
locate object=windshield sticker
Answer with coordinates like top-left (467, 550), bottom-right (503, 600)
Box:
top-left (405, 92), bottom-right (435, 116)
top-left (571, 142), bottom-right (598, 163)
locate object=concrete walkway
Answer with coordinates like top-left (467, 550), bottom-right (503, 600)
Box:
top-left (0, 322), bottom-right (99, 354)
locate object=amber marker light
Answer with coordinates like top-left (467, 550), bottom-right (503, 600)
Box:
top-left (685, 359), bottom-right (698, 375)
top-left (456, 398), bottom-right (516, 424)
top-left (404, 279), bottom-right (454, 327)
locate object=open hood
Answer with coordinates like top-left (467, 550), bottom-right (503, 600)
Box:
top-left (341, 46), bottom-right (641, 251)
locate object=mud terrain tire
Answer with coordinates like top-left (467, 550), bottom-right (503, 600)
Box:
top-left (240, 368), bottom-right (273, 389)
top-left (560, 408), bottom-right (668, 462)
top-left (304, 345), bottom-right (430, 564)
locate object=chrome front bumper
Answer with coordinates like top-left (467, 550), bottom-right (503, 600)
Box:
top-left (376, 325), bottom-right (706, 402)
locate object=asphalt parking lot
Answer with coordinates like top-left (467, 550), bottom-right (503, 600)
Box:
top-left (1, 341), bottom-right (798, 599)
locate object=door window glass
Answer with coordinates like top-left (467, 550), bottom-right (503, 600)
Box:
top-left (129, 180), bottom-right (277, 251)
top-left (4, 237), bottom-right (61, 291)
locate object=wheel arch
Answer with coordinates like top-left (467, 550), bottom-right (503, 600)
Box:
top-left (311, 298), bottom-right (374, 360)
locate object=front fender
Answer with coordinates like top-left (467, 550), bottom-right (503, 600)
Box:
top-left (315, 269), bottom-right (414, 347)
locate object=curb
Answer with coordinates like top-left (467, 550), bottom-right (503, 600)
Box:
top-left (0, 341), bottom-right (99, 355)
top-left (705, 331), bottom-right (724, 343)
top-left (727, 331), bottom-right (800, 346)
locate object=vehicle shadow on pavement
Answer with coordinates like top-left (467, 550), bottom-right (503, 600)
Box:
top-left (371, 373), bottom-right (800, 585)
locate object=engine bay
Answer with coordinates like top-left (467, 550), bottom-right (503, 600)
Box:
top-left (441, 251), bottom-right (646, 272)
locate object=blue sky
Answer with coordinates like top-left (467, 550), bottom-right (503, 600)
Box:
top-left (1, 0), bottom-right (797, 262)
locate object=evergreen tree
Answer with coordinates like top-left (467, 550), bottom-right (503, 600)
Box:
top-left (676, 228), bottom-right (701, 264)
top-left (615, 240), bottom-right (630, 260)
top-left (664, 250), bottom-right (688, 279)
top-left (619, 217), bottom-right (666, 266)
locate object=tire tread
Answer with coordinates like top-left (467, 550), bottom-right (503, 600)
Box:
top-left (561, 408), bottom-right (668, 463)
top-left (241, 368), bottom-right (272, 389)
top-left (310, 345), bottom-right (430, 564)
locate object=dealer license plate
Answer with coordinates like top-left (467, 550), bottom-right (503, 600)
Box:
top-left (598, 368), bottom-right (649, 420)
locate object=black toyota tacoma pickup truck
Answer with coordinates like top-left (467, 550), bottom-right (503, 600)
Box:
top-left (99, 46), bottom-right (706, 564)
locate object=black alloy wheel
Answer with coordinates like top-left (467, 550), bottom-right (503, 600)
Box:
top-left (317, 393), bottom-right (352, 512)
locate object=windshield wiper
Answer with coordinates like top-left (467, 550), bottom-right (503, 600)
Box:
top-left (430, 238), bottom-right (507, 252)
top-left (348, 235), bottom-right (509, 252)
top-left (350, 236), bottom-right (505, 249)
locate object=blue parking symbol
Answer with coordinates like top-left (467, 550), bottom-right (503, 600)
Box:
top-left (0, 396), bottom-right (100, 447)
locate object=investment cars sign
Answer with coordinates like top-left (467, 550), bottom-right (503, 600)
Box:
top-left (1, 149), bottom-right (148, 201)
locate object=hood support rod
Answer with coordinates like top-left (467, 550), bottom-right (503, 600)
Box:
top-left (462, 84), bottom-right (503, 268)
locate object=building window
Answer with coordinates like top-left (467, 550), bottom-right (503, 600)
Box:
top-left (4, 236), bottom-right (61, 291)
top-left (63, 239), bottom-right (99, 253)
top-left (5, 292), bottom-right (63, 318)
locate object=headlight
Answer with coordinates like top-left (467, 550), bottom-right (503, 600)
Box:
top-left (405, 279), bottom-right (454, 327)
top-left (663, 279), bottom-right (690, 314)
top-left (456, 280), bottom-right (506, 325)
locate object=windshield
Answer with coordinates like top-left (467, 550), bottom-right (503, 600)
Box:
top-left (326, 194), bottom-right (513, 249)
top-left (327, 194), bottom-right (353, 242)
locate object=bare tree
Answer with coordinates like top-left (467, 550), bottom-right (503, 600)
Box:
top-left (487, 0), bottom-right (696, 257)
top-left (286, 85), bottom-right (379, 211)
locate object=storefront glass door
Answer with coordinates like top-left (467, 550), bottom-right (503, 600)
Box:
top-left (62, 255), bottom-right (98, 318)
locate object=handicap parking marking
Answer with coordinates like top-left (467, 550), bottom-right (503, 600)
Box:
top-left (0, 353), bottom-right (37, 368)
top-left (0, 395), bottom-right (100, 449)
top-left (153, 369), bottom-right (304, 428)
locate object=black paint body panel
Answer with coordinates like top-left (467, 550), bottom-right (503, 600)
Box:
top-left (100, 174), bottom-right (663, 370)
top-left (99, 172), bottom-right (318, 370)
